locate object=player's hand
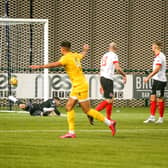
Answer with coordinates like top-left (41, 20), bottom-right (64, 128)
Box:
top-left (143, 77), bottom-right (149, 83)
top-left (29, 65), bottom-right (41, 69)
top-left (100, 87), bottom-right (104, 94)
top-left (83, 44), bottom-right (89, 51)
top-left (123, 76), bottom-right (127, 84)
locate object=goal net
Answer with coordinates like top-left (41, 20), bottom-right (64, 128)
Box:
top-left (0, 18), bottom-right (49, 111)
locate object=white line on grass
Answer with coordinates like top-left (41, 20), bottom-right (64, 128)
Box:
top-left (0, 128), bottom-right (168, 133)
top-left (0, 110), bottom-right (28, 113)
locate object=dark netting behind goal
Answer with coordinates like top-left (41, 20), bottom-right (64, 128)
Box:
top-left (0, 18), bottom-right (49, 112)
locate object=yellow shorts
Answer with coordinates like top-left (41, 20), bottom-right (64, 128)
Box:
top-left (70, 89), bottom-right (89, 102)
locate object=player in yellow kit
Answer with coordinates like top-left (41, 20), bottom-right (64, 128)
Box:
top-left (30, 41), bottom-right (116, 138)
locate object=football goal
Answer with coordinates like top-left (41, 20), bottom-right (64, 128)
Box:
top-left (0, 18), bottom-right (49, 110)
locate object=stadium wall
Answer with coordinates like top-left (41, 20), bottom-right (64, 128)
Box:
top-left (0, 0), bottom-right (168, 107)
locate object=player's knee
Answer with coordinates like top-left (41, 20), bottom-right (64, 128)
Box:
top-left (84, 109), bottom-right (90, 114)
top-left (150, 95), bottom-right (156, 101)
top-left (80, 106), bottom-right (90, 114)
top-left (65, 104), bottom-right (73, 112)
top-left (106, 98), bottom-right (113, 104)
top-left (79, 101), bottom-right (91, 114)
top-left (157, 97), bottom-right (164, 102)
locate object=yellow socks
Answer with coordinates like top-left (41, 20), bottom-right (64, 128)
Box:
top-left (67, 109), bottom-right (75, 133)
top-left (87, 109), bottom-right (105, 122)
top-left (67, 108), bottom-right (111, 134)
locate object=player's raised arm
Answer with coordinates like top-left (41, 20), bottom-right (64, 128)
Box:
top-left (29, 61), bottom-right (62, 69)
top-left (80, 44), bottom-right (89, 59)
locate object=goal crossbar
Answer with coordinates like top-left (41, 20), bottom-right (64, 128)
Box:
top-left (0, 18), bottom-right (48, 24)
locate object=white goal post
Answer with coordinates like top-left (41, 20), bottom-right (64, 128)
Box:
top-left (0, 18), bottom-right (49, 101)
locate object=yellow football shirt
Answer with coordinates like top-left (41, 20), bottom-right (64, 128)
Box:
top-left (58, 52), bottom-right (88, 92)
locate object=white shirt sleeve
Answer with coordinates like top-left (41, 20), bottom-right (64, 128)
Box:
top-left (155, 57), bottom-right (162, 65)
top-left (112, 54), bottom-right (119, 64)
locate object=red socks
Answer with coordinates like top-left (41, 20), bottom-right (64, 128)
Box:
top-left (150, 101), bottom-right (165, 117)
top-left (96, 100), bottom-right (113, 120)
top-left (150, 101), bottom-right (156, 116)
top-left (106, 103), bottom-right (112, 120)
top-left (158, 102), bottom-right (164, 117)
top-left (96, 100), bottom-right (108, 111)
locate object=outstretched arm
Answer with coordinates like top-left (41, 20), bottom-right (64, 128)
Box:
top-left (54, 107), bottom-right (61, 116)
top-left (114, 63), bottom-right (127, 84)
top-left (80, 44), bottom-right (89, 59)
top-left (144, 65), bottom-right (161, 83)
top-left (29, 61), bottom-right (62, 69)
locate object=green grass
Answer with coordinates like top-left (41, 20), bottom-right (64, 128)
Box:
top-left (0, 107), bottom-right (168, 168)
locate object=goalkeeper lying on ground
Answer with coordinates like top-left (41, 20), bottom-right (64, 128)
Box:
top-left (8, 96), bottom-right (62, 116)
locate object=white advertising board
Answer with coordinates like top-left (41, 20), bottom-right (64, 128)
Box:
top-left (0, 73), bottom-right (133, 99)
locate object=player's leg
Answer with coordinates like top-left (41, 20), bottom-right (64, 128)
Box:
top-left (8, 95), bottom-right (23, 105)
top-left (77, 91), bottom-right (106, 122)
top-left (66, 97), bottom-right (77, 133)
top-left (96, 98), bottom-right (114, 120)
top-left (144, 80), bottom-right (157, 123)
top-left (105, 98), bottom-right (113, 120)
top-left (80, 100), bottom-right (105, 122)
top-left (96, 77), bottom-right (114, 120)
top-left (8, 95), bottom-right (18, 103)
top-left (155, 81), bottom-right (166, 124)
top-left (60, 96), bottom-right (77, 138)
top-left (96, 77), bottom-right (109, 111)
top-left (8, 95), bottom-right (29, 113)
top-left (79, 94), bottom-right (116, 136)
top-left (156, 97), bottom-right (164, 124)
top-left (144, 94), bottom-right (156, 123)
top-left (96, 99), bottom-right (109, 111)
top-left (31, 110), bottom-right (43, 116)
top-left (43, 107), bottom-right (55, 116)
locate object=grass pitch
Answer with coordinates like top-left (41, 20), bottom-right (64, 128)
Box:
top-left (0, 107), bottom-right (168, 168)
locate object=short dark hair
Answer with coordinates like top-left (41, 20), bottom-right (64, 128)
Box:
top-left (60, 41), bottom-right (71, 49)
top-left (152, 41), bottom-right (162, 49)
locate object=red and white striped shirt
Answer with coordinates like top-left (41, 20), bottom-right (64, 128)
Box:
top-left (152, 52), bottom-right (167, 82)
top-left (100, 51), bottom-right (119, 80)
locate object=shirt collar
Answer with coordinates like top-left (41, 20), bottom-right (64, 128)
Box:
top-left (155, 53), bottom-right (160, 57)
